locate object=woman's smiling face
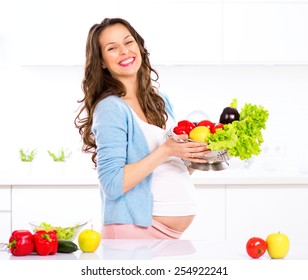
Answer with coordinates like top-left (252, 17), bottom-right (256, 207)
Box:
top-left (99, 23), bottom-right (142, 81)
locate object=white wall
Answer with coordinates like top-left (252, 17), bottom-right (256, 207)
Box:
top-left (1, 64), bottom-right (307, 175)
top-left (1, 0), bottom-right (308, 176)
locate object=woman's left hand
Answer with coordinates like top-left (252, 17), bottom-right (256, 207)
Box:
top-left (164, 134), bottom-right (211, 163)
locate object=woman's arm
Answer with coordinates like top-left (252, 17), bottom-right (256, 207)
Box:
top-left (93, 97), bottom-right (208, 199)
top-left (122, 136), bottom-right (208, 192)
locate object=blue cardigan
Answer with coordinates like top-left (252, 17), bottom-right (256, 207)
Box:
top-left (92, 93), bottom-right (175, 227)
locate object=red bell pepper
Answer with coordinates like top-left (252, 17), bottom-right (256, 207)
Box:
top-left (8, 230), bottom-right (35, 256)
top-left (173, 120), bottom-right (195, 135)
top-left (33, 230), bottom-right (58, 256)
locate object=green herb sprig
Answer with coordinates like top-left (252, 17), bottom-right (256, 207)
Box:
top-left (19, 149), bottom-right (37, 162)
top-left (48, 148), bottom-right (72, 162)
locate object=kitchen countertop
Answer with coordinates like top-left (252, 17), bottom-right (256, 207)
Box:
top-left (1, 239), bottom-right (308, 260)
top-left (1, 158), bottom-right (308, 186)
top-left (0, 169), bottom-right (307, 186)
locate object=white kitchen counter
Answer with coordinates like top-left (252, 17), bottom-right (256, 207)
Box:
top-left (1, 156), bottom-right (307, 186)
top-left (0, 168), bottom-right (308, 186)
top-left (1, 160), bottom-right (308, 244)
top-left (1, 239), bottom-right (308, 260)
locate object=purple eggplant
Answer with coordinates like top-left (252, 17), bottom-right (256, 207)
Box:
top-left (219, 107), bottom-right (240, 124)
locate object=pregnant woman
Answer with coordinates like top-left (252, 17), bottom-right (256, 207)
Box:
top-left (74, 18), bottom-right (209, 239)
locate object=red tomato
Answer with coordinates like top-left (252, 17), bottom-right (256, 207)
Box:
top-left (197, 120), bottom-right (214, 131)
top-left (246, 237), bottom-right (267, 259)
top-left (211, 123), bottom-right (224, 133)
top-left (174, 120), bottom-right (195, 135)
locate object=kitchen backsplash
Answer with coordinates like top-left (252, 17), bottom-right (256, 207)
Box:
top-left (0, 65), bottom-right (307, 175)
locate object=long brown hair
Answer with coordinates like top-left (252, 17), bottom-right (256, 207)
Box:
top-left (74, 18), bottom-right (168, 167)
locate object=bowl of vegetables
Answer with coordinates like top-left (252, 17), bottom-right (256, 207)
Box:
top-left (171, 98), bottom-right (269, 171)
top-left (29, 220), bottom-right (89, 241)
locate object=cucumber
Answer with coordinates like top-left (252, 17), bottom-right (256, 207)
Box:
top-left (57, 240), bottom-right (79, 253)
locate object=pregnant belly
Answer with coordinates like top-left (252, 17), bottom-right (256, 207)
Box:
top-left (153, 215), bottom-right (195, 232)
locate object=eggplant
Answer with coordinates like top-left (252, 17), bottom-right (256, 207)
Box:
top-left (219, 107), bottom-right (240, 124)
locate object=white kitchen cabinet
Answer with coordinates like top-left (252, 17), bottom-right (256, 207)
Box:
top-left (14, 0), bottom-right (308, 65)
top-left (10, 184), bottom-right (226, 241)
top-left (0, 213), bottom-right (11, 242)
top-left (117, 0), bottom-right (223, 65)
top-left (181, 185), bottom-right (226, 240)
top-left (16, 0), bottom-right (222, 65)
top-left (0, 186), bottom-right (11, 210)
top-left (16, 0), bottom-right (119, 65)
top-left (223, 3), bottom-right (308, 64)
top-left (225, 185), bottom-right (308, 241)
top-left (224, 0), bottom-right (308, 3)
top-left (11, 185), bottom-right (101, 237)
top-left (0, 186), bottom-right (12, 242)
top-left (5, 177), bottom-right (308, 243)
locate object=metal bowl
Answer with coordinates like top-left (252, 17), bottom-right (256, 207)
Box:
top-left (167, 130), bottom-right (230, 171)
top-left (188, 149), bottom-right (230, 171)
top-left (201, 149), bottom-right (230, 163)
top-left (189, 161), bottom-right (229, 171)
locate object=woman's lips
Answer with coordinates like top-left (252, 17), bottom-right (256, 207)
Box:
top-left (118, 57), bottom-right (135, 67)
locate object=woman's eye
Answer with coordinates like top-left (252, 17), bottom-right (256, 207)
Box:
top-left (125, 40), bottom-right (134, 45)
top-left (107, 46), bottom-right (116, 51)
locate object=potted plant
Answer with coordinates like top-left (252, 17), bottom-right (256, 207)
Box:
top-left (19, 148), bottom-right (37, 175)
top-left (19, 148), bottom-right (37, 162)
top-left (47, 148), bottom-right (72, 162)
top-left (47, 148), bottom-right (72, 176)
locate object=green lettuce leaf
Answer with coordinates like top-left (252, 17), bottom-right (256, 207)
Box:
top-left (207, 100), bottom-right (269, 160)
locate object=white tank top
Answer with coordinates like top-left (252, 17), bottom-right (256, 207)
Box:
top-left (130, 109), bottom-right (197, 216)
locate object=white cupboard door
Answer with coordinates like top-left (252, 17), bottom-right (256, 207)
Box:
top-left (0, 213), bottom-right (12, 242)
top-left (226, 185), bottom-right (308, 241)
top-left (223, 3), bottom-right (308, 64)
top-left (0, 187), bottom-right (11, 242)
top-left (181, 186), bottom-right (226, 240)
top-left (16, 0), bottom-right (119, 65)
top-left (118, 0), bottom-right (223, 65)
top-left (0, 186), bottom-right (11, 211)
top-left (11, 186), bottom-right (101, 236)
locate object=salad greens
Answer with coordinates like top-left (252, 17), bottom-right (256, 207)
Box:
top-left (34, 222), bottom-right (79, 240)
top-left (207, 99), bottom-right (269, 160)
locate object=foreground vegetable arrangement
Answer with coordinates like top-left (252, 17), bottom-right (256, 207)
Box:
top-left (6, 229), bottom-right (78, 256)
top-left (4, 229), bottom-right (290, 259)
top-left (3, 226), bottom-right (101, 256)
top-left (246, 232), bottom-right (290, 259)
top-left (173, 98), bottom-right (269, 160)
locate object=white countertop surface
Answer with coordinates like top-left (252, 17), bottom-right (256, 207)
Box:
top-left (1, 239), bottom-right (307, 260)
top-left (0, 169), bottom-right (307, 186)
top-left (1, 158), bottom-right (308, 186)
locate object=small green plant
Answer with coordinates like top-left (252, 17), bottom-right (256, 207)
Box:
top-left (48, 148), bottom-right (72, 162)
top-left (19, 149), bottom-right (37, 162)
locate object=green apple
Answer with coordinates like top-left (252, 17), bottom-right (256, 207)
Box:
top-left (78, 228), bottom-right (101, 253)
top-left (266, 232), bottom-right (290, 259)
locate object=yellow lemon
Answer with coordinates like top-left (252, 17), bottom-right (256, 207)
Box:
top-left (189, 126), bottom-right (211, 142)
